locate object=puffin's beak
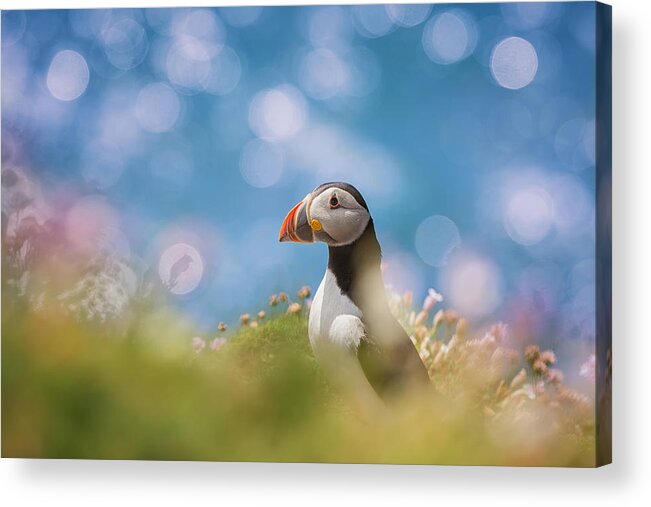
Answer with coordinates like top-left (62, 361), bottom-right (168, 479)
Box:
top-left (279, 197), bottom-right (314, 243)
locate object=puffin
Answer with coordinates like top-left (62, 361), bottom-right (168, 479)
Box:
top-left (279, 182), bottom-right (430, 403)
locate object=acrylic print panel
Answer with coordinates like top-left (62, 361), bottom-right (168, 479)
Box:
top-left (1, 2), bottom-right (611, 466)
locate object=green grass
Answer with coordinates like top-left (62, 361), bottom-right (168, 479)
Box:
top-left (2, 302), bottom-right (595, 466)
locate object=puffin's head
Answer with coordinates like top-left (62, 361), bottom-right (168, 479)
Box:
top-left (279, 182), bottom-right (371, 247)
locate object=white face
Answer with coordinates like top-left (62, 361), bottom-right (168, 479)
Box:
top-left (308, 187), bottom-right (370, 246)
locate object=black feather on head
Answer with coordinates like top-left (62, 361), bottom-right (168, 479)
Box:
top-left (312, 182), bottom-right (369, 212)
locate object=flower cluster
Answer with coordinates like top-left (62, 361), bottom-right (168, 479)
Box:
top-left (202, 284), bottom-right (595, 439)
top-left (268, 287), bottom-right (311, 317)
top-left (192, 286), bottom-right (312, 352)
top-left (192, 336), bottom-right (228, 353)
top-left (391, 288), bottom-right (594, 436)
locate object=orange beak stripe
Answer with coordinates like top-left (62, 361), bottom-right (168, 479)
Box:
top-left (279, 200), bottom-right (306, 242)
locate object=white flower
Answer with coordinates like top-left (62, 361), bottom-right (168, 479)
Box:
top-left (580, 354), bottom-right (596, 381)
top-left (422, 288), bottom-right (443, 312)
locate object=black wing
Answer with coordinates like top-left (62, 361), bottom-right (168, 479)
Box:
top-left (356, 318), bottom-right (430, 399)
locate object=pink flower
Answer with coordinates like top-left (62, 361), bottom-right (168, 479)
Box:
top-left (532, 358), bottom-right (548, 375)
top-left (422, 288), bottom-right (443, 313)
top-left (545, 368), bottom-right (564, 385)
top-left (414, 310), bottom-right (428, 326)
top-left (540, 350), bottom-right (556, 366)
top-left (287, 302), bottom-right (301, 315)
top-left (443, 310), bottom-right (459, 326)
top-left (524, 345), bottom-right (540, 363)
top-left (297, 286), bottom-right (311, 300)
top-left (210, 337), bottom-right (227, 351)
top-left (489, 322), bottom-right (508, 342)
top-left (192, 336), bottom-right (206, 353)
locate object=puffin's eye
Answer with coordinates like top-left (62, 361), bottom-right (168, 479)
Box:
top-left (329, 194), bottom-right (340, 209)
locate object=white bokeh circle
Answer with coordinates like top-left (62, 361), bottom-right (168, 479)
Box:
top-left (135, 82), bottom-right (181, 133)
top-left (248, 85), bottom-right (308, 142)
top-left (503, 186), bottom-right (554, 245)
top-left (46, 50), bottom-right (90, 101)
top-left (414, 215), bottom-right (461, 267)
top-left (422, 11), bottom-right (477, 64)
top-left (385, 4), bottom-right (432, 28)
top-left (239, 139), bottom-right (285, 188)
top-left (490, 37), bottom-right (539, 90)
top-left (158, 242), bottom-right (204, 295)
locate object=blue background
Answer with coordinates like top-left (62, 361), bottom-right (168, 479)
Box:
top-left (1, 3), bottom-right (599, 355)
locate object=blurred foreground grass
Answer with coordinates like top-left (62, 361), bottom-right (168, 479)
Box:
top-left (2, 299), bottom-right (595, 466)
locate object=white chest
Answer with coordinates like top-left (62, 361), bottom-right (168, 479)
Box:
top-left (308, 269), bottom-right (365, 352)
